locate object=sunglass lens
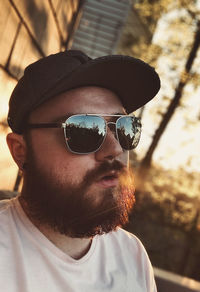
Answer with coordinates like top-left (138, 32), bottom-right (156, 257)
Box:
top-left (65, 115), bottom-right (106, 153)
top-left (117, 117), bottom-right (141, 150)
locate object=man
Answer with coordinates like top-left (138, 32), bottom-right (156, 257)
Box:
top-left (1, 50), bottom-right (160, 291)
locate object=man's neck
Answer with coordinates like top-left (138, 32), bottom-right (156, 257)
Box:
top-left (19, 196), bottom-right (92, 260)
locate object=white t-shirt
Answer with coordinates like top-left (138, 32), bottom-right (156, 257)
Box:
top-left (0, 197), bottom-right (157, 292)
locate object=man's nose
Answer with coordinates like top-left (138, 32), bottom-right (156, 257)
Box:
top-left (95, 127), bottom-right (127, 163)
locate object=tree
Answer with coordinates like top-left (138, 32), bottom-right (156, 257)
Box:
top-left (118, 0), bottom-right (200, 170)
top-left (141, 19), bottom-right (200, 167)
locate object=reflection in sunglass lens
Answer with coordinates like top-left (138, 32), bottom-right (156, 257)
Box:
top-left (65, 115), bottom-right (106, 153)
top-left (116, 117), bottom-right (141, 150)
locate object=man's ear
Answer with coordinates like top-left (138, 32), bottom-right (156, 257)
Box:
top-left (6, 133), bottom-right (27, 170)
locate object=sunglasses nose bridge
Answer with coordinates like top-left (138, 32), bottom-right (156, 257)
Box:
top-left (106, 121), bottom-right (118, 139)
top-left (107, 121), bottom-right (116, 127)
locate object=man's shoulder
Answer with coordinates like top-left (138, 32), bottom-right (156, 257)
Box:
top-left (98, 228), bottom-right (153, 274)
top-left (108, 227), bottom-right (141, 242)
top-left (103, 227), bottom-right (146, 254)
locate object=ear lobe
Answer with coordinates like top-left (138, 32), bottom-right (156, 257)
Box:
top-left (6, 133), bottom-right (27, 170)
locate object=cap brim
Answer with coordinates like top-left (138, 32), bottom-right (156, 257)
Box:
top-left (38, 55), bottom-right (160, 114)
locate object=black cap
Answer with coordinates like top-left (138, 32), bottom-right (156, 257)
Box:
top-left (8, 50), bottom-right (160, 133)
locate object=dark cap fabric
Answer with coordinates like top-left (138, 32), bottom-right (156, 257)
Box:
top-left (8, 50), bottom-right (160, 133)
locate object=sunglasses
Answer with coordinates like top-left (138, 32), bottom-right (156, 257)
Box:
top-left (26, 114), bottom-right (142, 154)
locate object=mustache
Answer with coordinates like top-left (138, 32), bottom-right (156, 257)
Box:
top-left (83, 160), bottom-right (127, 185)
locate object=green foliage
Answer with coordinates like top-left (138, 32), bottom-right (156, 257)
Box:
top-left (0, 190), bottom-right (17, 200)
top-left (135, 0), bottom-right (174, 31)
top-left (126, 161), bottom-right (200, 280)
top-left (118, 0), bottom-right (200, 68)
top-left (130, 153), bottom-right (200, 230)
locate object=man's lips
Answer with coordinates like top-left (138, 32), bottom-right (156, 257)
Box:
top-left (95, 171), bottom-right (120, 188)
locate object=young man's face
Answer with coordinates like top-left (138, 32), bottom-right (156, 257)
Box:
top-left (22, 86), bottom-right (135, 237)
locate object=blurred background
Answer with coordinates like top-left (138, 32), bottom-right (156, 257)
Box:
top-left (0, 0), bottom-right (200, 290)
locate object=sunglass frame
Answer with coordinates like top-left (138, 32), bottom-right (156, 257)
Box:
top-left (26, 114), bottom-right (142, 155)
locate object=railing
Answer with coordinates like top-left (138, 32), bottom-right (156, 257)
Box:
top-left (154, 267), bottom-right (200, 292)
